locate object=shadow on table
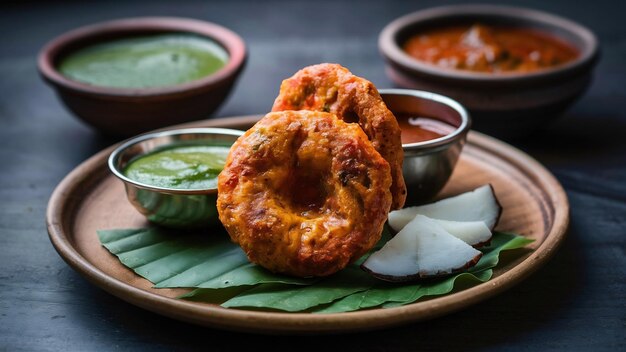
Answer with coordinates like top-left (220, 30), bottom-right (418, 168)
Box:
top-left (508, 111), bottom-right (626, 162)
top-left (512, 112), bottom-right (626, 204)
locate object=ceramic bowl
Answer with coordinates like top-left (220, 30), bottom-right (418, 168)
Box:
top-left (38, 17), bottom-right (247, 136)
top-left (108, 128), bottom-right (243, 228)
top-left (380, 89), bottom-right (471, 204)
top-left (379, 5), bottom-right (599, 137)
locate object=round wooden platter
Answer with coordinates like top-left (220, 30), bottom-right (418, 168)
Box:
top-left (46, 115), bottom-right (569, 334)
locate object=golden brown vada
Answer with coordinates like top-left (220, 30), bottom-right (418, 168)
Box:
top-left (217, 110), bottom-right (392, 277)
top-left (272, 63), bottom-right (407, 209)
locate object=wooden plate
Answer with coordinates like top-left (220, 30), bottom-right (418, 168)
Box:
top-left (46, 115), bottom-right (568, 334)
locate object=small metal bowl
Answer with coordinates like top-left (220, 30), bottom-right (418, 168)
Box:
top-left (108, 127), bottom-right (244, 228)
top-left (380, 89), bottom-right (471, 205)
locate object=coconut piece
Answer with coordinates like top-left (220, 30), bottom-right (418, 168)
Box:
top-left (362, 215), bottom-right (482, 282)
top-left (388, 184), bottom-right (502, 231)
top-left (435, 219), bottom-right (492, 247)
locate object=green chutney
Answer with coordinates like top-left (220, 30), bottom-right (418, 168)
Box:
top-left (124, 144), bottom-right (231, 190)
top-left (58, 34), bottom-right (228, 88)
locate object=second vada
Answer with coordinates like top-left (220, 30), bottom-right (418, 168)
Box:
top-left (272, 63), bottom-right (407, 210)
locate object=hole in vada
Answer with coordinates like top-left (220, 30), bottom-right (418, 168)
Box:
top-left (342, 110), bottom-right (359, 124)
top-left (286, 164), bottom-right (328, 214)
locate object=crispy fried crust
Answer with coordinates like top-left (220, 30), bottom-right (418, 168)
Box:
top-left (217, 111), bottom-right (392, 277)
top-left (272, 63), bottom-right (406, 209)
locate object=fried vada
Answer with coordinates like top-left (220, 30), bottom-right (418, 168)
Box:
top-left (272, 63), bottom-right (407, 209)
top-left (217, 110), bottom-right (392, 277)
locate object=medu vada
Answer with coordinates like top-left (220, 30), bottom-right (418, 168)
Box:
top-left (217, 110), bottom-right (392, 277)
top-left (272, 63), bottom-right (407, 210)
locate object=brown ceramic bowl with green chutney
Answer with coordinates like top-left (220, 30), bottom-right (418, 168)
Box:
top-left (38, 17), bottom-right (247, 136)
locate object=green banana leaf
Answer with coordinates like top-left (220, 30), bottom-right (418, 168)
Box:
top-left (97, 227), bottom-right (314, 288)
top-left (98, 228), bottom-right (532, 313)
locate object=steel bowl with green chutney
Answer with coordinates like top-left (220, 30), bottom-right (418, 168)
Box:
top-left (108, 128), bottom-right (244, 228)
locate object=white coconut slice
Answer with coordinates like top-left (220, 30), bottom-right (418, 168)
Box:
top-left (435, 219), bottom-right (492, 247)
top-left (388, 184), bottom-right (502, 232)
top-left (362, 215), bottom-right (483, 282)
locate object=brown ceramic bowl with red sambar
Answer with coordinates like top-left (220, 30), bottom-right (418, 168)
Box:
top-left (379, 5), bottom-right (599, 137)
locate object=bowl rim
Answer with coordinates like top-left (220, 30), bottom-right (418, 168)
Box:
top-left (38, 17), bottom-right (247, 98)
top-left (379, 4), bottom-right (600, 83)
top-left (379, 88), bottom-right (471, 150)
top-left (108, 127), bottom-right (244, 195)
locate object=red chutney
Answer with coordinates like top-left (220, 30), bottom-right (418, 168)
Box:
top-left (403, 24), bottom-right (579, 73)
top-left (397, 115), bottom-right (456, 144)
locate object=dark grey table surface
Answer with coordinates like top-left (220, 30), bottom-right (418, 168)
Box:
top-left (1, 0), bottom-right (624, 350)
